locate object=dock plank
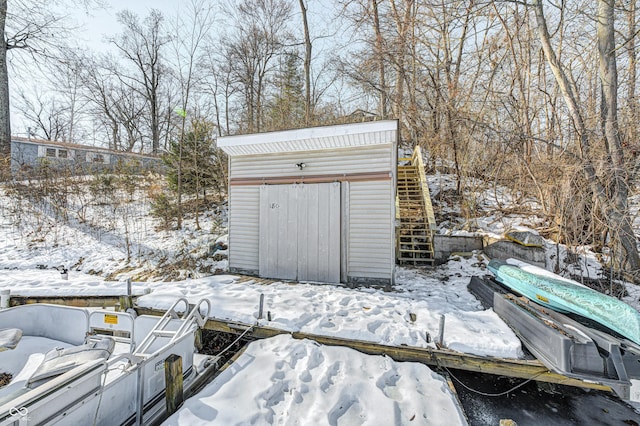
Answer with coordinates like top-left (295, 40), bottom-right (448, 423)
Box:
top-left (134, 306), bottom-right (613, 393)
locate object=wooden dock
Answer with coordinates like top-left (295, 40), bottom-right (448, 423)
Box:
top-left (136, 306), bottom-right (612, 393)
top-left (3, 294), bottom-right (615, 394)
top-left (8, 295), bottom-right (120, 308)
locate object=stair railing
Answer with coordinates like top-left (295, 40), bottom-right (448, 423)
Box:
top-left (412, 146), bottom-right (437, 233)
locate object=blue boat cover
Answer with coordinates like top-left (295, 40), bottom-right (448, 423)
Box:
top-left (488, 259), bottom-right (640, 346)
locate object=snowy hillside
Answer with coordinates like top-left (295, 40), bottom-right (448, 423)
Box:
top-left (1, 174), bottom-right (639, 424)
top-left (0, 174), bottom-right (638, 311)
top-left (0, 176), bottom-right (228, 281)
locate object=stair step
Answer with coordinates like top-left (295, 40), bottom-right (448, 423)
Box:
top-left (153, 330), bottom-right (177, 338)
top-left (397, 148), bottom-right (436, 267)
top-left (398, 251), bottom-right (434, 254)
top-left (398, 257), bottom-right (435, 262)
top-left (399, 248), bottom-right (434, 252)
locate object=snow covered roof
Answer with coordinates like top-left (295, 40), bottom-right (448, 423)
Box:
top-left (218, 120), bottom-right (398, 156)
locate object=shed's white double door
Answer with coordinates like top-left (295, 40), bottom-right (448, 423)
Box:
top-left (259, 183), bottom-right (340, 283)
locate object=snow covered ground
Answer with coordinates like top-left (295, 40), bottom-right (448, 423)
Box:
top-left (1, 176), bottom-right (639, 424)
top-left (163, 335), bottom-right (468, 426)
top-left (0, 257), bottom-right (522, 359)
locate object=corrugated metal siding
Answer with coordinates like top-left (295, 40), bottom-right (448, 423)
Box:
top-left (296, 183), bottom-right (341, 283)
top-left (259, 183), bottom-right (341, 283)
top-left (259, 184), bottom-right (299, 280)
top-left (228, 185), bottom-right (260, 272)
top-left (230, 145), bottom-right (392, 179)
top-left (348, 180), bottom-right (394, 280)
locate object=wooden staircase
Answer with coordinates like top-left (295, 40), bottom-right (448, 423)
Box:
top-left (396, 146), bottom-right (437, 266)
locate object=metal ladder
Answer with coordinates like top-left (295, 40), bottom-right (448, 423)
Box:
top-left (134, 298), bottom-right (211, 355)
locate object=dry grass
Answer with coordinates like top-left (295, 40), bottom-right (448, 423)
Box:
top-left (0, 372), bottom-right (12, 388)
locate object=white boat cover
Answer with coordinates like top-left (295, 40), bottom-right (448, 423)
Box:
top-left (0, 328), bottom-right (22, 351)
top-left (28, 337), bottom-right (115, 385)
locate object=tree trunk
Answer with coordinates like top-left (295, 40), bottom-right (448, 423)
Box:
top-left (533, 0), bottom-right (640, 275)
top-left (298, 0), bottom-right (312, 125)
top-left (596, 0), bottom-right (640, 272)
top-left (371, 0), bottom-right (387, 118)
top-left (0, 0), bottom-right (11, 159)
top-left (627, 0), bottom-right (637, 146)
top-left (151, 90), bottom-right (159, 153)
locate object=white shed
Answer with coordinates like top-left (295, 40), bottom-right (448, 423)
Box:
top-left (218, 120), bottom-right (398, 285)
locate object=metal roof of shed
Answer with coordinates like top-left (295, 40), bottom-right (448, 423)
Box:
top-left (218, 120), bottom-right (398, 156)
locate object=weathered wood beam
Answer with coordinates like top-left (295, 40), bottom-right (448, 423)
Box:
top-left (134, 306), bottom-right (613, 393)
top-left (9, 296), bottom-right (120, 308)
top-left (164, 354), bottom-right (184, 416)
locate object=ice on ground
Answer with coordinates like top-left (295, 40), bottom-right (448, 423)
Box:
top-left (163, 335), bottom-right (468, 426)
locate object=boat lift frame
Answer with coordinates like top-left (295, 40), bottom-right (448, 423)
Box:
top-left (468, 276), bottom-right (640, 401)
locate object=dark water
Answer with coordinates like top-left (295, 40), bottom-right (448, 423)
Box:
top-left (449, 369), bottom-right (640, 426)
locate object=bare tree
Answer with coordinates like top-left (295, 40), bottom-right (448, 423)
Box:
top-left (111, 10), bottom-right (170, 154)
top-left (223, 0), bottom-right (293, 132)
top-left (337, 0), bottom-right (389, 119)
top-left (201, 49), bottom-right (237, 136)
top-left (298, 0), bottom-right (312, 124)
top-left (169, 0), bottom-right (214, 229)
top-left (78, 53), bottom-right (149, 152)
top-left (19, 50), bottom-right (91, 144)
top-left (0, 0), bottom-right (10, 158)
top-left (16, 89), bottom-right (70, 141)
top-left (533, 0), bottom-right (640, 274)
top-left (371, 0), bottom-right (388, 118)
top-left (0, 0), bottom-right (91, 164)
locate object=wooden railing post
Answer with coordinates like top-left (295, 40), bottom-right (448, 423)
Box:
top-left (165, 354), bottom-right (184, 415)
